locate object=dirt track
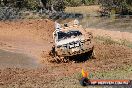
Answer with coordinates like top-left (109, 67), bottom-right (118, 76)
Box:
top-left (0, 19), bottom-right (132, 88)
top-left (0, 19), bottom-right (55, 62)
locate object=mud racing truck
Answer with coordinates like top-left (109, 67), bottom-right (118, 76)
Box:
top-left (50, 20), bottom-right (94, 61)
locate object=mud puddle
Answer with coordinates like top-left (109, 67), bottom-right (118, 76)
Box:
top-left (0, 49), bottom-right (40, 69)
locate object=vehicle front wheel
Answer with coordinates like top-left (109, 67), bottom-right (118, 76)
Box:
top-left (88, 49), bottom-right (95, 59)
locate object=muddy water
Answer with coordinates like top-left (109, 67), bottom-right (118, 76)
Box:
top-left (0, 49), bottom-right (40, 69)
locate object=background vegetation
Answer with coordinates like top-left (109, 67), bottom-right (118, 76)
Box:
top-left (0, 0), bottom-right (131, 20)
top-left (64, 0), bottom-right (98, 7)
top-left (0, 0), bottom-right (131, 14)
top-left (99, 0), bottom-right (132, 15)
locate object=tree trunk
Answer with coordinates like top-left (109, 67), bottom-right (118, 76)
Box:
top-left (38, 0), bottom-right (47, 8)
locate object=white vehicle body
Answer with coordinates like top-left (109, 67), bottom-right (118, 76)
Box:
top-left (52, 23), bottom-right (94, 57)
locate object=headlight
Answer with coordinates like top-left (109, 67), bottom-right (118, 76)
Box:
top-left (57, 44), bottom-right (68, 50)
top-left (57, 45), bottom-right (62, 48)
top-left (63, 44), bottom-right (67, 49)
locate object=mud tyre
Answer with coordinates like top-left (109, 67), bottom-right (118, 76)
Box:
top-left (88, 49), bottom-right (95, 59)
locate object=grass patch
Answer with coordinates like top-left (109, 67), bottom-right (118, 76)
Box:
top-left (45, 63), bottom-right (132, 87)
top-left (54, 66), bottom-right (132, 88)
top-left (65, 5), bottom-right (100, 15)
top-left (94, 36), bottom-right (119, 45)
top-left (120, 39), bottom-right (132, 48)
top-left (92, 66), bottom-right (132, 79)
top-left (74, 66), bottom-right (132, 80)
top-left (94, 36), bottom-right (132, 48)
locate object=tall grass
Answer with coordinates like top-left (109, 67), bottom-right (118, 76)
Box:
top-left (95, 36), bottom-right (132, 48)
top-left (65, 5), bottom-right (100, 15)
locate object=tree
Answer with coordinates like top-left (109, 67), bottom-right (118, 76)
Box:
top-left (40, 0), bottom-right (65, 11)
top-left (40, 0), bottom-right (47, 8)
top-left (99, 0), bottom-right (132, 15)
top-left (0, 0), bottom-right (66, 11)
top-left (52, 0), bottom-right (65, 11)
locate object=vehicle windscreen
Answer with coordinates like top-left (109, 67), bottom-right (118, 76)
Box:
top-left (57, 30), bottom-right (82, 41)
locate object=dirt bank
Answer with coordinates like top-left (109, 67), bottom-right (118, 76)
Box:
top-left (0, 19), bottom-right (132, 88)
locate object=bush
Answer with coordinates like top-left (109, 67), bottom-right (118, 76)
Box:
top-left (0, 7), bottom-right (20, 20)
top-left (65, 0), bottom-right (82, 7)
top-left (82, 0), bottom-right (96, 5)
top-left (99, 0), bottom-right (132, 15)
top-left (25, 0), bottom-right (39, 10)
top-left (51, 0), bottom-right (66, 11)
top-left (65, 0), bottom-right (98, 6)
top-left (0, 0), bottom-right (40, 10)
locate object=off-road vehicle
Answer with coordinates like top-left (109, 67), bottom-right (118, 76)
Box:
top-left (49, 20), bottom-right (94, 62)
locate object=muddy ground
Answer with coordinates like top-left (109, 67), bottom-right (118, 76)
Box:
top-left (0, 19), bottom-right (132, 88)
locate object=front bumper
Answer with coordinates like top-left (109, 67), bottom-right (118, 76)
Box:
top-left (57, 44), bottom-right (94, 57)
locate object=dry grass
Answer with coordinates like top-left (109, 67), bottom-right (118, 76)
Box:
top-left (94, 36), bottom-right (132, 48)
top-left (65, 5), bottom-right (100, 15)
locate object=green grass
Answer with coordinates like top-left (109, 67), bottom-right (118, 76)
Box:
top-left (94, 36), bottom-right (132, 48)
top-left (48, 66), bottom-right (132, 88)
top-left (92, 66), bottom-right (132, 79)
top-left (74, 65), bottom-right (132, 79)
top-left (119, 39), bottom-right (132, 48)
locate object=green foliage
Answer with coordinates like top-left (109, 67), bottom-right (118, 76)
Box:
top-left (82, 0), bottom-right (96, 5)
top-left (52, 0), bottom-right (66, 11)
top-left (65, 0), bottom-right (97, 6)
top-left (0, 7), bottom-right (20, 20)
top-left (99, 0), bottom-right (132, 15)
top-left (0, 0), bottom-right (98, 10)
top-left (25, 0), bottom-right (39, 10)
top-left (0, 0), bottom-right (39, 9)
top-left (95, 36), bottom-right (118, 45)
top-left (65, 0), bottom-right (82, 7)
top-left (95, 36), bottom-right (132, 48)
